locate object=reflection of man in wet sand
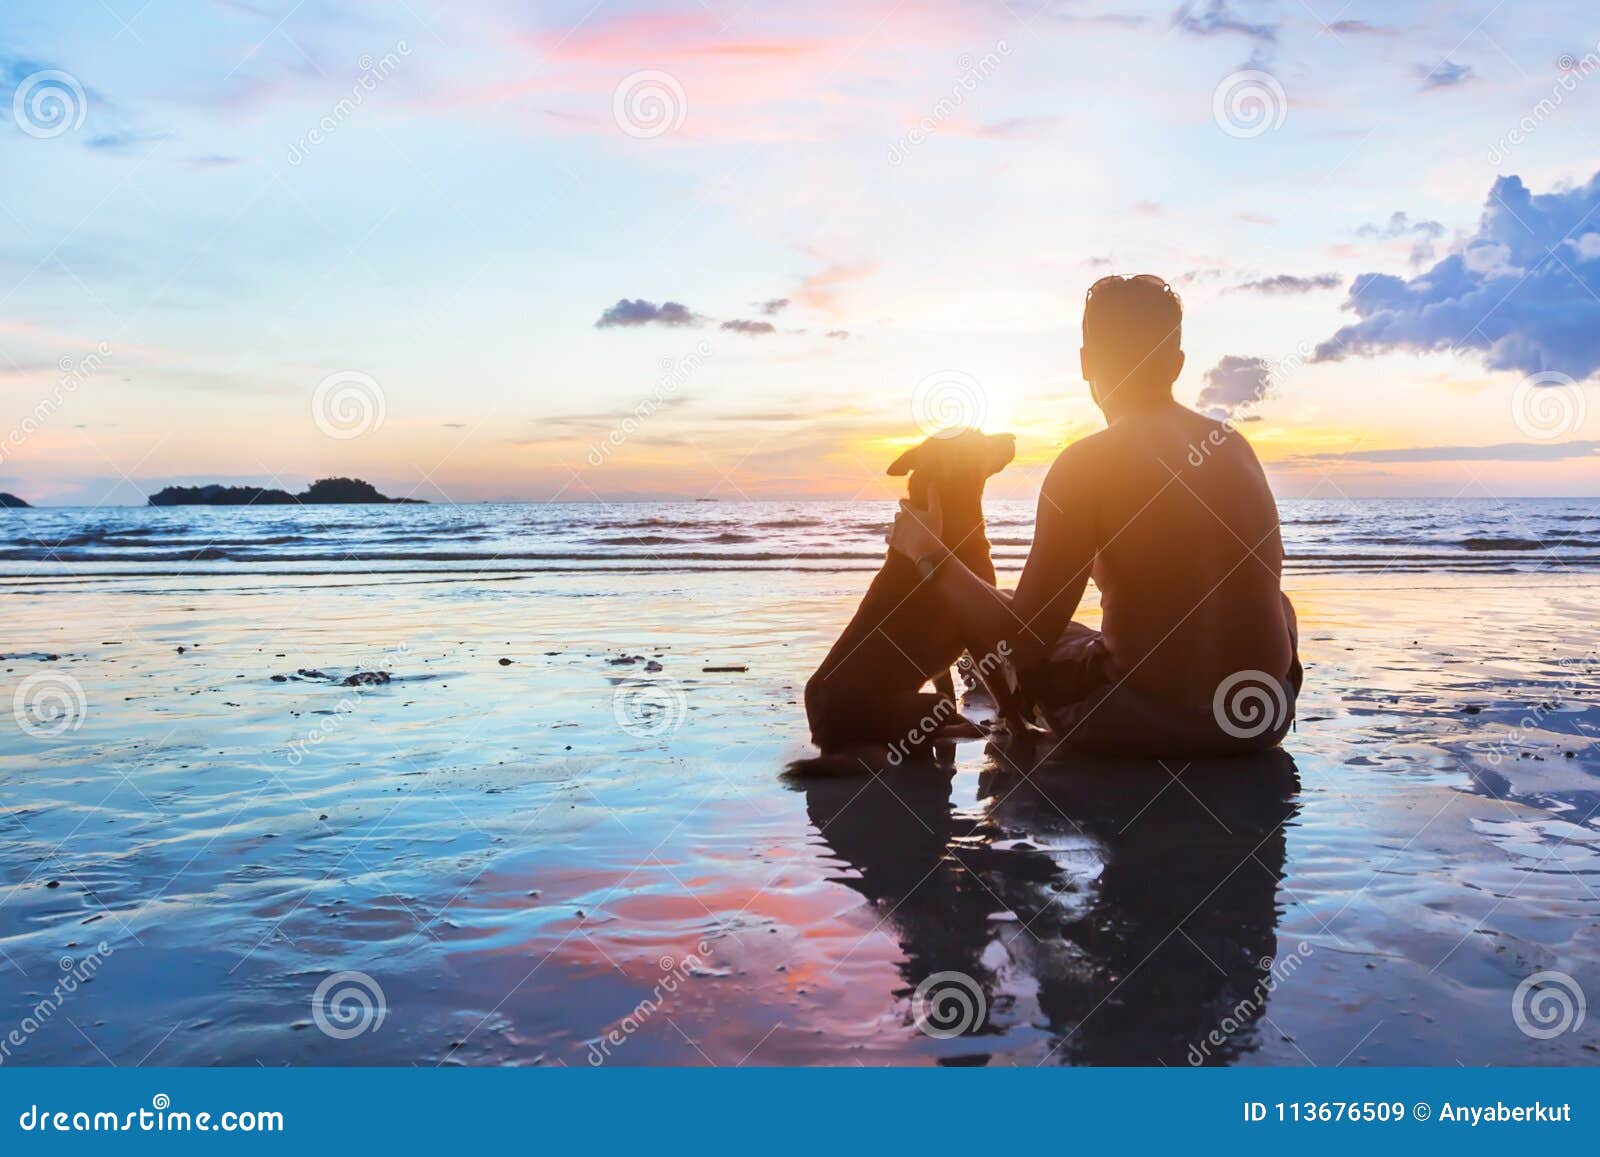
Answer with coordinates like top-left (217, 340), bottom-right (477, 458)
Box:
top-left (890, 275), bottom-right (1301, 756)
top-left (797, 754), bottom-right (1299, 1064)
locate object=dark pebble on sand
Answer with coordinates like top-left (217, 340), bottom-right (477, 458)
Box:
top-left (270, 674), bottom-right (287, 682)
top-left (45, 880), bottom-right (60, 888)
top-left (176, 646), bottom-right (186, 654)
top-left (499, 658), bottom-right (512, 666)
top-left (645, 660), bottom-right (663, 673)
top-left (1461, 705), bottom-right (1482, 714)
top-left (703, 665), bottom-right (748, 673)
top-left (343, 671), bottom-right (390, 686)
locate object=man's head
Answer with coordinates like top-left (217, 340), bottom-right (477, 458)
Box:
top-left (1080, 274), bottom-right (1185, 413)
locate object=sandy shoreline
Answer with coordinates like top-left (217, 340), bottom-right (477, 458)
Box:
top-left (1, 569), bottom-right (1597, 1065)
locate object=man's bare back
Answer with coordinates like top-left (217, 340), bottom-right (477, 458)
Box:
top-left (1032, 401), bottom-right (1294, 707)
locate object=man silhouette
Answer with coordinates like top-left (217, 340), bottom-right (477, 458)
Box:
top-left (889, 274), bottom-right (1301, 756)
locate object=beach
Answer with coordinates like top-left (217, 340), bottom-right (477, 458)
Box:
top-left (1, 502), bottom-right (1598, 1066)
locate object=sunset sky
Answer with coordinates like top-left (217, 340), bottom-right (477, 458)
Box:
top-left (3, 0), bottom-right (1600, 505)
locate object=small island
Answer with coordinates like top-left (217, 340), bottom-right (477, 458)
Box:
top-left (0, 492), bottom-right (31, 508)
top-left (147, 477), bottom-right (425, 507)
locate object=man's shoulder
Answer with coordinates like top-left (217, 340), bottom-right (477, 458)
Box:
top-left (1040, 432), bottom-right (1113, 499)
top-left (1045, 433), bottom-right (1101, 473)
top-left (1055, 425), bottom-right (1119, 462)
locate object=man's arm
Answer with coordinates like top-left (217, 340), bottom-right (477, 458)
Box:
top-left (891, 448), bottom-right (1098, 669)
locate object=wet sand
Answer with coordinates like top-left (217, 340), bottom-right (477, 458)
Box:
top-left (0, 569), bottom-right (1597, 1066)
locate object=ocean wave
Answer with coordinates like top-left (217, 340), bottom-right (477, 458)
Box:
top-left (9, 500), bottom-right (1600, 576)
top-left (1462, 537), bottom-right (1549, 551)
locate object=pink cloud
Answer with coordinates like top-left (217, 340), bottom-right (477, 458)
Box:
top-left (433, 2), bottom-right (990, 143)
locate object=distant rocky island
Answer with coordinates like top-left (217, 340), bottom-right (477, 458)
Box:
top-left (0, 492), bottom-right (30, 508)
top-left (147, 477), bottom-right (425, 507)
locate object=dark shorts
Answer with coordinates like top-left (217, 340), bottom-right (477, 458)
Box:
top-left (1018, 613), bottom-right (1303, 759)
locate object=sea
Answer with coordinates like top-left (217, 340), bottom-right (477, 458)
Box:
top-left (2, 496), bottom-right (1599, 576)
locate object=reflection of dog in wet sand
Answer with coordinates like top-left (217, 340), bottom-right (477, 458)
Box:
top-left (804, 429), bottom-right (1015, 758)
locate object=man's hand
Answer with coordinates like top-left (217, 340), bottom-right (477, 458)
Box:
top-left (888, 490), bottom-right (944, 563)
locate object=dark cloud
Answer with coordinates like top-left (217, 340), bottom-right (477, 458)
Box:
top-left (1315, 171), bottom-right (1600, 379)
top-left (1298, 441), bottom-right (1600, 463)
top-left (967, 116), bottom-right (1063, 140)
top-left (594, 299), bottom-right (700, 328)
top-left (1328, 20), bottom-right (1395, 35)
top-left (1357, 211), bottom-right (1447, 263)
top-left (757, 298), bottom-right (790, 316)
top-left (85, 130), bottom-right (166, 151)
top-left (1172, 0), bottom-right (1277, 44)
top-left (1196, 355), bottom-right (1271, 418)
top-left (720, 319), bottom-right (777, 335)
top-left (1419, 60), bottom-right (1475, 89)
top-left (1357, 211), bottom-right (1446, 241)
top-left (1230, 273), bottom-right (1343, 294)
top-left (517, 393), bottom-right (696, 439)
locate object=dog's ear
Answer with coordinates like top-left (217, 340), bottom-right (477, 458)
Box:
top-left (984, 433), bottom-right (1016, 476)
top-left (886, 440), bottom-right (926, 476)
